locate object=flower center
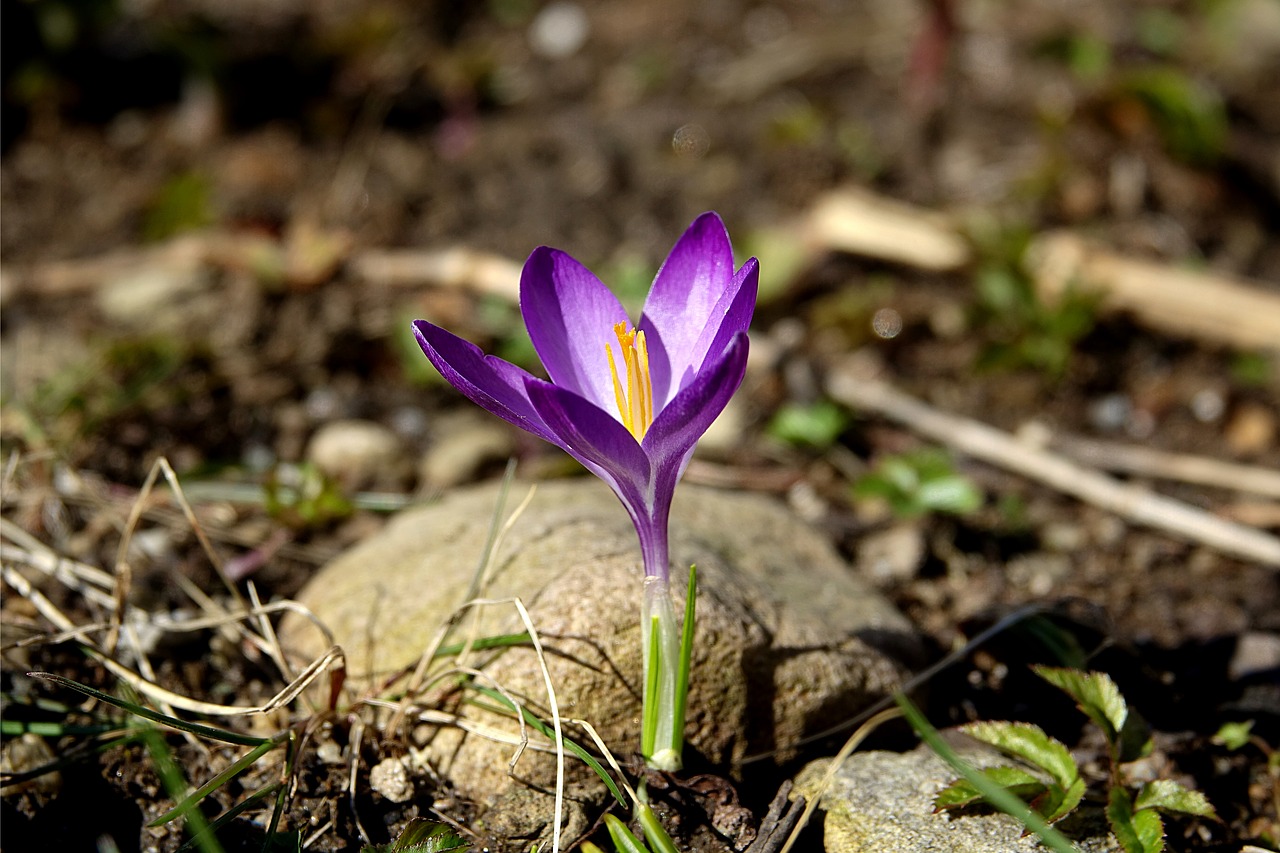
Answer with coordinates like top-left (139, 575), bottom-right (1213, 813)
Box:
top-left (605, 321), bottom-right (654, 441)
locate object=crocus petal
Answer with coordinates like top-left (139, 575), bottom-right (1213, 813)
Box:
top-left (413, 320), bottom-right (561, 446)
top-left (523, 376), bottom-right (653, 506)
top-left (640, 213), bottom-right (737, 405)
top-left (643, 332), bottom-right (750, 472)
top-left (521, 247), bottom-right (630, 415)
top-left (680, 257), bottom-right (758, 392)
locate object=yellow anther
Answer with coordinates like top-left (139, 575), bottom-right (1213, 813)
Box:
top-left (606, 322), bottom-right (654, 440)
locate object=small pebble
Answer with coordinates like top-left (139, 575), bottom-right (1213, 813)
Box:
top-left (369, 757), bottom-right (413, 803)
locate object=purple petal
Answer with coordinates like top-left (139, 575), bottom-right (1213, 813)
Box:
top-left (520, 247), bottom-right (630, 414)
top-left (640, 213), bottom-right (737, 405)
top-left (643, 332), bottom-right (750, 470)
top-left (413, 320), bottom-right (560, 446)
top-left (524, 377), bottom-right (650, 494)
top-left (524, 377), bottom-right (673, 579)
top-left (679, 257), bottom-right (758, 394)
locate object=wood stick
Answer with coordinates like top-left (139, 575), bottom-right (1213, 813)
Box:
top-left (1049, 435), bottom-right (1280, 499)
top-left (826, 365), bottom-right (1280, 566)
top-left (1028, 231), bottom-right (1280, 352)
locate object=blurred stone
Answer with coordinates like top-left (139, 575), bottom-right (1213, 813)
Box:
top-left (418, 412), bottom-right (516, 490)
top-left (857, 523), bottom-right (925, 584)
top-left (528, 1), bottom-right (589, 58)
top-left (282, 478), bottom-right (917, 846)
top-left (695, 395), bottom-right (748, 457)
top-left (1230, 631), bottom-right (1280, 681)
top-left (794, 742), bottom-right (1121, 853)
top-left (306, 419), bottom-right (406, 490)
top-left (1225, 402), bottom-right (1276, 457)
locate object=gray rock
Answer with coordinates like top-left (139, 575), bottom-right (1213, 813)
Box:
top-left (794, 742), bottom-right (1121, 853)
top-left (281, 478), bottom-right (917, 846)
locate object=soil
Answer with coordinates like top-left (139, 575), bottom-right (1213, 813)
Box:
top-left (2, 1), bottom-right (1278, 852)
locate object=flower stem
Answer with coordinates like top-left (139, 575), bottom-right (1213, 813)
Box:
top-left (640, 566), bottom-right (697, 771)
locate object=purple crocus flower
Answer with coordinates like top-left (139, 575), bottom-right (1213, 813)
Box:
top-left (412, 212), bottom-right (757, 584)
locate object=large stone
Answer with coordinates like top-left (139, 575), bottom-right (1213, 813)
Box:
top-left (281, 478), bottom-right (917, 842)
top-left (794, 742), bottom-right (1122, 853)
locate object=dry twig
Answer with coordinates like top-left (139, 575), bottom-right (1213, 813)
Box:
top-left (826, 365), bottom-right (1280, 567)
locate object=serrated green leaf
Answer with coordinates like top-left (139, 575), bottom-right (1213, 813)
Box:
top-left (1134, 780), bottom-right (1218, 819)
top-left (1033, 775), bottom-right (1087, 826)
top-left (362, 819), bottom-right (470, 853)
top-left (1109, 785), bottom-right (1145, 853)
top-left (935, 766), bottom-right (1047, 810)
top-left (1117, 705), bottom-right (1154, 764)
top-left (1131, 807), bottom-right (1166, 853)
top-left (1034, 667), bottom-right (1127, 745)
top-left (962, 721), bottom-right (1080, 791)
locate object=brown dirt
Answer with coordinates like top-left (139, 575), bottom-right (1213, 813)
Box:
top-left (3, 1), bottom-right (1278, 851)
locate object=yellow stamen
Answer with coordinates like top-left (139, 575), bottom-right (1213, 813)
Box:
top-left (606, 321), bottom-right (655, 440)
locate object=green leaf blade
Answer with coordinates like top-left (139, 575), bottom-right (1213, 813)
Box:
top-left (1033, 667), bottom-right (1127, 745)
top-left (1133, 780), bottom-right (1217, 819)
top-left (935, 766), bottom-right (1046, 811)
top-left (961, 721), bottom-right (1080, 792)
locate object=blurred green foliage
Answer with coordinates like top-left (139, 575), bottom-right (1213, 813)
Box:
top-left (143, 172), bottom-right (213, 242)
top-left (1113, 67), bottom-right (1227, 166)
top-left (853, 448), bottom-right (982, 518)
top-left (968, 224), bottom-right (1098, 379)
top-left (263, 463), bottom-right (352, 529)
top-left (767, 400), bottom-right (850, 449)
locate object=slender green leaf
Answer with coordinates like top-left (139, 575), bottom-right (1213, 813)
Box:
top-left (434, 633), bottom-right (531, 658)
top-left (642, 614), bottom-right (662, 759)
top-left (1033, 667), bottom-right (1127, 745)
top-left (138, 726), bottom-right (222, 853)
top-left (28, 672), bottom-right (270, 747)
top-left (149, 736), bottom-right (285, 827)
top-left (635, 800), bottom-right (680, 853)
top-left (1133, 780), bottom-right (1217, 819)
top-left (961, 721), bottom-right (1080, 791)
top-left (604, 814), bottom-right (652, 853)
top-left (580, 844), bottom-right (607, 853)
top-left (176, 783), bottom-right (281, 853)
top-left (671, 564), bottom-right (697, 763)
top-left (934, 766), bottom-right (1046, 810)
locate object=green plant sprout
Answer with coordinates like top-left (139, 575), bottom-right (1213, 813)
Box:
top-left (1212, 719), bottom-right (1279, 846)
top-left (262, 462), bottom-right (354, 528)
top-left (767, 400), bottom-right (850, 449)
top-left (934, 666), bottom-right (1218, 853)
top-left (852, 447), bottom-right (982, 518)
